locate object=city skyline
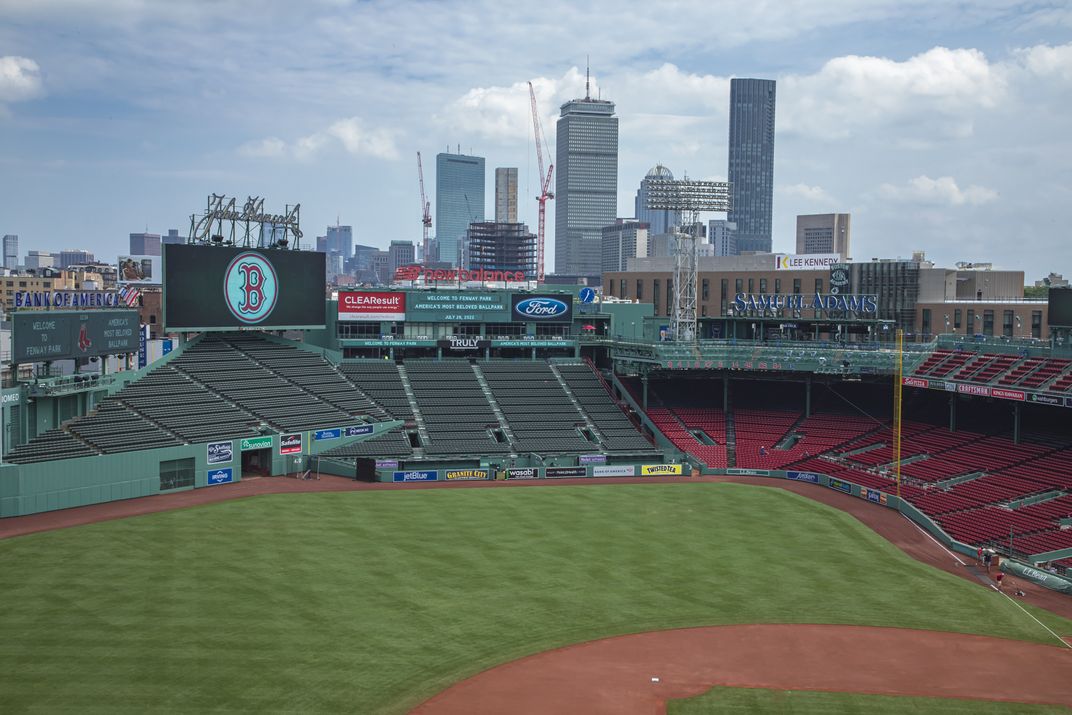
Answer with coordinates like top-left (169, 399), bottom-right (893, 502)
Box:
top-left (1, 2), bottom-right (1070, 279)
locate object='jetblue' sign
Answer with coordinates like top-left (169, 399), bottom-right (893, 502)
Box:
top-left (393, 470), bottom-right (437, 482)
top-left (207, 468), bottom-right (234, 485)
top-left (732, 293), bottom-right (878, 314)
top-left (511, 294), bottom-right (573, 322)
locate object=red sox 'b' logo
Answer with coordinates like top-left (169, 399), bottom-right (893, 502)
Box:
top-left (224, 252), bottom-right (278, 324)
top-left (237, 263), bottom-right (266, 315)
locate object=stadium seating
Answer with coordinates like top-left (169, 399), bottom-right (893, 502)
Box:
top-left (405, 360), bottom-right (509, 456)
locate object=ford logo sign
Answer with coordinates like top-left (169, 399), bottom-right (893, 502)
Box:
top-left (514, 297), bottom-right (568, 319)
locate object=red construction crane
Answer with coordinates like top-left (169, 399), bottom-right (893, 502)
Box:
top-left (528, 81), bottom-right (553, 284)
top-left (417, 151), bottom-right (432, 265)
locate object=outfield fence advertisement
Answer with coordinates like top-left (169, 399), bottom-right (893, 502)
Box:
top-left (444, 469), bottom-right (490, 481)
top-left (786, 471), bottom-right (820, 484)
top-left (164, 244), bottom-right (326, 331)
top-left (240, 436), bottom-right (273, 451)
top-left (12, 309), bottom-right (140, 363)
top-left (641, 464), bottom-right (684, 476)
top-left (546, 466), bottom-right (586, 478)
top-left (207, 468), bottom-right (234, 486)
top-left (338, 291), bottom-right (405, 321)
top-left (592, 465), bottom-right (636, 477)
top-left (827, 478), bottom-right (853, 493)
top-left (505, 467), bottom-right (540, 479)
top-left (393, 470), bottom-right (437, 482)
top-left (279, 433), bottom-right (303, 455)
top-left (206, 441), bottom-right (233, 465)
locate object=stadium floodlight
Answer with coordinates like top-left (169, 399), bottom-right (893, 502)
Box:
top-left (646, 177), bottom-right (731, 343)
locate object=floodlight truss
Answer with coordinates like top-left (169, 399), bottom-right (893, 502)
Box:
top-left (645, 178), bottom-right (731, 343)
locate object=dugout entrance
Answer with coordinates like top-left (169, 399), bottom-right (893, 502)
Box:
top-left (242, 448), bottom-right (271, 477)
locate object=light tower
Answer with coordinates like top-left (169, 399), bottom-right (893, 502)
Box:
top-left (645, 177), bottom-right (731, 342)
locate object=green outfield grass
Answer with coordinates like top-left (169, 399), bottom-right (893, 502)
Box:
top-left (0, 482), bottom-right (1069, 713)
top-left (668, 686), bottom-right (1069, 714)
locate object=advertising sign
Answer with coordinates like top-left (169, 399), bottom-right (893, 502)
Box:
top-left (407, 292), bottom-right (511, 322)
top-left (579, 287), bottom-right (598, 304)
top-left (863, 488), bottom-right (883, 504)
top-left (1029, 393), bottom-right (1063, 406)
top-left (12, 309), bottom-right (140, 363)
top-left (392, 470), bottom-right (438, 482)
top-left (444, 468), bottom-right (490, 481)
top-left (957, 384), bottom-right (991, 397)
top-left (786, 471), bottom-right (820, 484)
top-left (137, 324), bottom-right (149, 369)
top-left (827, 478), bottom-right (853, 493)
top-left (829, 264), bottom-right (851, 295)
top-left (314, 428), bottom-right (342, 441)
top-left (578, 454), bottom-right (607, 465)
top-left (437, 337), bottom-right (491, 352)
top-left (118, 255), bottom-right (162, 285)
top-left (511, 294), bottom-right (574, 322)
top-left (546, 466), bottom-right (587, 478)
top-left (206, 467), bottom-right (234, 486)
top-left (592, 465), bottom-right (636, 477)
top-left (240, 436), bottom-right (273, 451)
top-left (13, 291), bottom-right (123, 309)
top-left (163, 244), bottom-right (326, 331)
top-left (940, 381), bottom-right (957, 392)
top-left (641, 464), bottom-right (684, 476)
top-left (775, 253), bottom-right (841, 271)
top-left (505, 467), bottom-right (540, 479)
top-left (344, 425), bottom-right (375, 437)
top-left (338, 291), bottom-right (406, 321)
top-left (732, 293), bottom-right (878, 315)
top-left (727, 468), bottom-right (771, 476)
top-left (375, 459), bottom-right (399, 469)
top-left (279, 433), bottom-right (303, 455)
top-left (207, 441), bottom-right (233, 465)
top-left (902, 377), bottom-right (929, 389)
top-left (991, 388), bottom-right (1026, 402)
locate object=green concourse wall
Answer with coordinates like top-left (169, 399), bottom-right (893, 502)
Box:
top-left (1001, 560), bottom-right (1072, 595)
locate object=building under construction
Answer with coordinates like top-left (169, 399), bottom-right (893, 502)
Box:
top-left (462, 222), bottom-right (537, 276)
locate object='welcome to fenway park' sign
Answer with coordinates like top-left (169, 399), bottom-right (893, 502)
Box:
top-left (902, 376), bottom-right (1072, 408)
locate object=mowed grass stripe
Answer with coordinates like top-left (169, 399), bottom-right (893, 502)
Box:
top-left (0, 482), bottom-right (1069, 714)
top-left (668, 686), bottom-right (1070, 714)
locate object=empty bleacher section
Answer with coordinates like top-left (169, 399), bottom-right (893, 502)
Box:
top-left (225, 335), bottom-right (388, 421)
top-left (338, 361), bottom-right (413, 420)
top-left (405, 360), bottom-right (509, 456)
top-left (6, 427), bottom-right (98, 464)
top-left (554, 363), bottom-right (656, 453)
top-left (116, 366), bottom-right (261, 443)
top-left (321, 427), bottom-right (413, 459)
top-left (173, 335), bottom-right (357, 433)
top-left (480, 361), bottom-right (594, 454)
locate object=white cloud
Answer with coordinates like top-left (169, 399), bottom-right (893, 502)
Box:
top-left (1013, 43), bottom-right (1072, 82)
top-left (782, 183), bottom-right (835, 204)
top-left (781, 47), bottom-right (1007, 140)
top-left (878, 175), bottom-right (998, 206)
top-left (0, 56), bottom-right (43, 103)
top-left (239, 117), bottom-right (399, 161)
top-left (237, 137), bottom-right (286, 158)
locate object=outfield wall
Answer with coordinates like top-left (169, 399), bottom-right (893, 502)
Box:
top-left (0, 420), bottom-right (402, 518)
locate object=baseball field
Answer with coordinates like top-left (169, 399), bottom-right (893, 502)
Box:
top-left (0, 481), bottom-right (1069, 713)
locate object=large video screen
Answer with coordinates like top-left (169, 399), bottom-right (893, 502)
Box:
top-left (13, 309), bottom-right (139, 363)
top-left (1049, 287), bottom-right (1072, 328)
top-left (164, 245), bottom-right (325, 331)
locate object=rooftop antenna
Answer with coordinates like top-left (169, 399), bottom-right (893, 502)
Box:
top-left (585, 55), bottom-right (591, 100)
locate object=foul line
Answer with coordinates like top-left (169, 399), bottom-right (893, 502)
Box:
top-left (903, 514), bottom-right (966, 565)
top-left (990, 584), bottom-right (1072, 649)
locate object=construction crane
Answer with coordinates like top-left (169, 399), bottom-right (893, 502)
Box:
top-left (416, 151), bottom-right (432, 264)
top-left (528, 81), bottom-right (553, 284)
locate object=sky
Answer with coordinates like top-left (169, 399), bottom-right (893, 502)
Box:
top-left (1, 0), bottom-right (1070, 280)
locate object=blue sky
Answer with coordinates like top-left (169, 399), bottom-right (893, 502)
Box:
top-left (1, 0), bottom-right (1070, 280)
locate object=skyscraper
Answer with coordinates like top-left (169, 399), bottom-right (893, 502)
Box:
top-left (796, 213), bottom-right (851, 260)
top-left (388, 240), bottom-right (416, 275)
top-left (727, 78), bottom-right (776, 253)
top-left (463, 222), bottom-right (536, 275)
top-left (436, 151), bottom-right (485, 267)
top-left (495, 167), bottom-right (518, 224)
top-left (601, 219), bottom-right (649, 273)
top-left (708, 220), bottom-right (738, 257)
top-left (634, 165), bottom-right (681, 236)
top-left (3, 234), bottom-right (18, 269)
top-left (555, 84), bottom-right (618, 276)
top-left (129, 232), bottom-right (161, 256)
top-left (325, 224), bottom-right (353, 260)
